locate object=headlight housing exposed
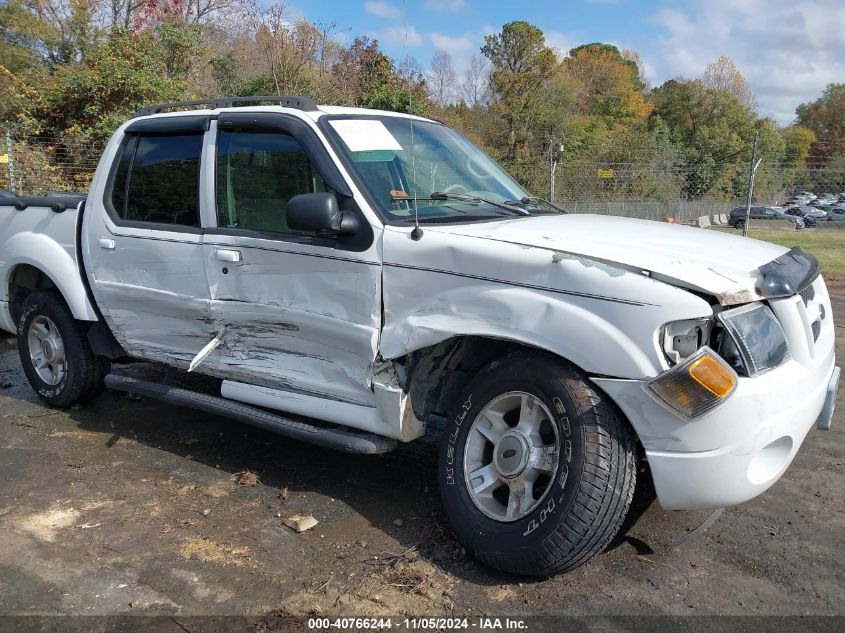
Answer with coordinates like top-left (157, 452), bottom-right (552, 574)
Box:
top-left (716, 302), bottom-right (790, 377)
top-left (645, 347), bottom-right (738, 419)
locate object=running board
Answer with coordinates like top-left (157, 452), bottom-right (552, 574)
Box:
top-left (104, 374), bottom-right (397, 454)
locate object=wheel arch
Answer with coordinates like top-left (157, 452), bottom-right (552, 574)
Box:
top-left (399, 334), bottom-right (638, 431)
top-left (4, 234), bottom-right (98, 325)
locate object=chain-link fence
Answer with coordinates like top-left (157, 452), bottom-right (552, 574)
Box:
top-left (2, 127), bottom-right (843, 225)
top-left (1, 130), bottom-right (102, 195)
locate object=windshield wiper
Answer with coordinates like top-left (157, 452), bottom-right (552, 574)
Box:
top-left (391, 191), bottom-right (529, 216)
top-left (505, 196), bottom-right (566, 213)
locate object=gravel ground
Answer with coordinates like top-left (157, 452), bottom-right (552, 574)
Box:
top-left (0, 286), bottom-right (842, 620)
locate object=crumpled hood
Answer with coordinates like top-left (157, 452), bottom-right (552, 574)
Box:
top-left (428, 213), bottom-right (791, 305)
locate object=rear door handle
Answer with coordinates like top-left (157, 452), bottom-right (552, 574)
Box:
top-left (215, 249), bottom-right (243, 263)
top-left (98, 237), bottom-right (115, 250)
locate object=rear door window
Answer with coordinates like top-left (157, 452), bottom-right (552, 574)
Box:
top-left (111, 133), bottom-right (203, 227)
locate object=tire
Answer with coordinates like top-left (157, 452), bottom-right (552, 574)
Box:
top-left (735, 219), bottom-right (745, 230)
top-left (438, 351), bottom-right (637, 576)
top-left (17, 291), bottom-right (109, 408)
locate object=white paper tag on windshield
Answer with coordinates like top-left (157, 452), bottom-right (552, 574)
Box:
top-left (329, 119), bottom-right (403, 152)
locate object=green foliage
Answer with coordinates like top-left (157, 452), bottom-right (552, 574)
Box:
top-left (780, 125), bottom-right (816, 167)
top-left (155, 18), bottom-right (203, 80)
top-left (36, 28), bottom-right (187, 141)
top-left (650, 79), bottom-right (758, 197)
top-left (482, 21), bottom-right (557, 158)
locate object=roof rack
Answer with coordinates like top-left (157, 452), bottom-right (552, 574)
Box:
top-left (133, 95), bottom-right (319, 118)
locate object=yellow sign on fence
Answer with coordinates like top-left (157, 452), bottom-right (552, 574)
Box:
top-left (597, 169), bottom-right (614, 179)
top-left (0, 154), bottom-right (8, 165)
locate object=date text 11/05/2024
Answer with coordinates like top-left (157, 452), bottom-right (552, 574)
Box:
top-left (307, 617), bottom-right (528, 630)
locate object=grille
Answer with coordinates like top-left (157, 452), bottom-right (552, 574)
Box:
top-left (799, 284), bottom-right (815, 306)
top-left (812, 319), bottom-right (821, 341)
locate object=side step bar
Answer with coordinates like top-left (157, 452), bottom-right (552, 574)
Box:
top-left (104, 374), bottom-right (397, 455)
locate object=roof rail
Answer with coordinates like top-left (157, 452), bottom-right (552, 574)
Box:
top-left (133, 95), bottom-right (319, 117)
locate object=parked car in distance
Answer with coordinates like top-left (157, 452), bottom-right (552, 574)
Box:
top-left (826, 205), bottom-right (845, 220)
top-left (786, 205), bottom-right (828, 222)
top-left (729, 206), bottom-right (804, 229)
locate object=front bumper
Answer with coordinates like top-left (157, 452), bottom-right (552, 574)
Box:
top-left (594, 356), bottom-right (838, 510)
top-left (593, 273), bottom-right (838, 510)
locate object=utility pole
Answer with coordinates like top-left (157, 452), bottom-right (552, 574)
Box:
top-left (549, 137), bottom-right (563, 204)
top-left (5, 130), bottom-right (14, 193)
top-left (742, 131), bottom-right (762, 238)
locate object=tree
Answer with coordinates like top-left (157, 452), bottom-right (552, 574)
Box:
top-left (428, 49), bottom-right (456, 107)
top-left (562, 43), bottom-right (652, 126)
top-left (621, 48), bottom-right (649, 90)
top-left (461, 54), bottom-right (489, 108)
top-left (650, 78), bottom-right (759, 197)
top-left (796, 83), bottom-right (845, 156)
top-left (780, 125), bottom-right (816, 168)
top-left (331, 37), bottom-right (424, 114)
top-left (482, 21), bottom-right (557, 159)
top-left (701, 55), bottom-right (757, 111)
top-left (35, 28), bottom-right (186, 141)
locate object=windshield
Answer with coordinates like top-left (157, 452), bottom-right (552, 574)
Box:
top-left (323, 115), bottom-right (547, 222)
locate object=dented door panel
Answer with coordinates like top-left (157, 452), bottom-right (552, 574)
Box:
top-left (202, 236), bottom-right (383, 405)
top-left (84, 224), bottom-right (214, 368)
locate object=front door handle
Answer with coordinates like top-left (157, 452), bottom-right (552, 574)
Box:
top-left (98, 237), bottom-right (115, 250)
top-left (215, 249), bottom-right (243, 263)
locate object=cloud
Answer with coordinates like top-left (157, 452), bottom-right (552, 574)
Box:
top-left (545, 31), bottom-right (576, 56)
top-left (422, 0), bottom-right (468, 13)
top-left (647, 0), bottom-right (845, 123)
top-left (376, 25), bottom-right (424, 46)
top-left (429, 32), bottom-right (474, 54)
top-left (364, 1), bottom-right (401, 19)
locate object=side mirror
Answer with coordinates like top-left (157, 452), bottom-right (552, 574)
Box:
top-left (287, 193), bottom-right (358, 236)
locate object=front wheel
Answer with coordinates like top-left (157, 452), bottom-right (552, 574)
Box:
top-left (17, 291), bottom-right (109, 408)
top-left (438, 351), bottom-right (637, 576)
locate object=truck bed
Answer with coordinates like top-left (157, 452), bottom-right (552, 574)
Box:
top-left (0, 192), bottom-right (90, 333)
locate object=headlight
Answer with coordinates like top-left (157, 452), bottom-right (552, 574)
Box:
top-left (662, 318), bottom-right (713, 364)
top-left (645, 347), bottom-right (737, 419)
top-left (716, 302), bottom-right (790, 377)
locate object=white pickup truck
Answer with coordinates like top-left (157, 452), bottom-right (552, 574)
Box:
top-left (0, 97), bottom-right (839, 576)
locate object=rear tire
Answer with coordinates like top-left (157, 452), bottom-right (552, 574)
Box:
top-left (17, 291), bottom-right (109, 408)
top-left (438, 351), bottom-right (637, 576)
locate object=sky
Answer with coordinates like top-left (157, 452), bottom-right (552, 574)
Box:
top-left (285, 0), bottom-right (845, 125)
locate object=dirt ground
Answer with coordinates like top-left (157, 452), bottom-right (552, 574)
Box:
top-left (0, 288), bottom-right (843, 620)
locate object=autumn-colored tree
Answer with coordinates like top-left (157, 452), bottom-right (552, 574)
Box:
top-left (562, 43), bottom-right (652, 125)
top-left (701, 55), bottom-right (757, 111)
top-left (331, 37), bottom-right (424, 114)
top-left (796, 83), bottom-right (845, 156)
